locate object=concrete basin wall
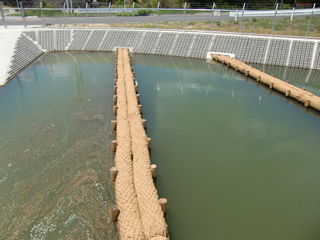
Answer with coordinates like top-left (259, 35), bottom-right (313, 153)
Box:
top-left (3, 28), bottom-right (320, 86)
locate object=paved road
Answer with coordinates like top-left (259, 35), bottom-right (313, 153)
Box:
top-left (1, 13), bottom-right (227, 26)
top-left (1, 12), bottom-right (302, 27)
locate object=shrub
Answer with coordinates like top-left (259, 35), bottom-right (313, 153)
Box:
top-left (116, 9), bottom-right (152, 17)
top-left (252, 18), bottom-right (258, 22)
top-left (280, 3), bottom-right (291, 9)
top-left (135, 9), bottom-right (152, 16)
top-left (116, 11), bottom-right (132, 16)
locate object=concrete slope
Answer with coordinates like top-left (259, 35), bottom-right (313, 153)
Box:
top-left (0, 27), bottom-right (23, 86)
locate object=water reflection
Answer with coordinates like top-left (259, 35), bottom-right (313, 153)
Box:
top-left (131, 54), bottom-right (214, 71)
top-left (1, 52), bottom-right (320, 240)
top-left (16, 75), bottom-right (26, 106)
top-left (251, 63), bottom-right (320, 95)
top-left (132, 54), bottom-right (320, 95)
top-left (130, 55), bottom-right (320, 240)
top-left (74, 61), bottom-right (85, 104)
top-left (132, 54), bottom-right (320, 120)
top-left (36, 52), bottom-right (116, 66)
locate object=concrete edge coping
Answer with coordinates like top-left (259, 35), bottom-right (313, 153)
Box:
top-left (206, 52), bottom-right (235, 59)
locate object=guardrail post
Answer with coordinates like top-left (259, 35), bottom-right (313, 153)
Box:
top-left (40, 2), bottom-right (44, 26)
top-left (306, 3), bottom-right (316, 39)
top-left (0, 2), bottom-right (7, 28)
top-left (235, 9), bottom-right (238, 21)
top-left (66, 0), bottom-right (69, 14)
top-left (86, 2), bottom-right (89, 28)
top-left (239, 3), bottom-right (245, 34)
top-left (20, 2), bottom-right (27, 28)
top-left (63, 3), bottom-right (67, 28)
top-left (70, 0), bottom-right (72, 12)
top-left (271, 3), bottom-right (279, 37)
top-left (183, 2), bottom-right (187, 31)
top-left (132, 2), bottom-right (135, 29)
top-left (109, 2), bottom-right (111, 29)
top-left (157, 2), bottom-right (160, 30)
top-left (210, 2), bottom-right (215, 32)
top-left (290, 7), bottom-right (295, 20)
top-left (16, 0), bottom-right (20, 12)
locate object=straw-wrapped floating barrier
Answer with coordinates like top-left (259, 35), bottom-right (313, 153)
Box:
top-left (111, 49), bottom-right (168, 240)
top-left (112, 49), bottom-right (145, 239)
top-left (212, 55), bottom-right (320, 112)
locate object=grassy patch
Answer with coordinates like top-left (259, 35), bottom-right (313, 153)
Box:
top-left (111, 16), bottom-right (320, 37)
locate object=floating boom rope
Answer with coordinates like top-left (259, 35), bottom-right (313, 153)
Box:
top-left (212, 54), bottom-right (320, 111)
top-left (113, 49), bottom-right (168, 239)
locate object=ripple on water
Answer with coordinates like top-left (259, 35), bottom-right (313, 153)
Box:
top-left (0, 52), bottom-right (118, 239)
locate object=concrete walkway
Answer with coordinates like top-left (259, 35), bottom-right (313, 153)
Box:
top-left (0, 26), bottom-right (23, 86)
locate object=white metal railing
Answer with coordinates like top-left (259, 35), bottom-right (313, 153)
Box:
top-left (230, 8), bottom-right (320, 18)
top-left (0, 1), bottom-right (319, 38)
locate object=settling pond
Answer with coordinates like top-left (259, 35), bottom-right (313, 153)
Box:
top-left (1, 52), bottom-right (320, 240)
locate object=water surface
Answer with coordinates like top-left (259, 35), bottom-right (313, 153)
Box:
top-left (1, 52), bottom-right (320, 240)
top-left (132, 54), bottom-right (320, 240)
top-left (0, 52), bottom-right (117, 239)
top-left (251, 63), bottom-right (320, 96)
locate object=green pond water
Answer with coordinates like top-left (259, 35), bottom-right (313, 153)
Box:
top-left (1, 52), bottom-right (320, 240)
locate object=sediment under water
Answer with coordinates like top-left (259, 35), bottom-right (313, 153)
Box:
top-left (0, 52), bottom-right (117, 239)
top-left (1, 52), bottom-right (320, 240)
